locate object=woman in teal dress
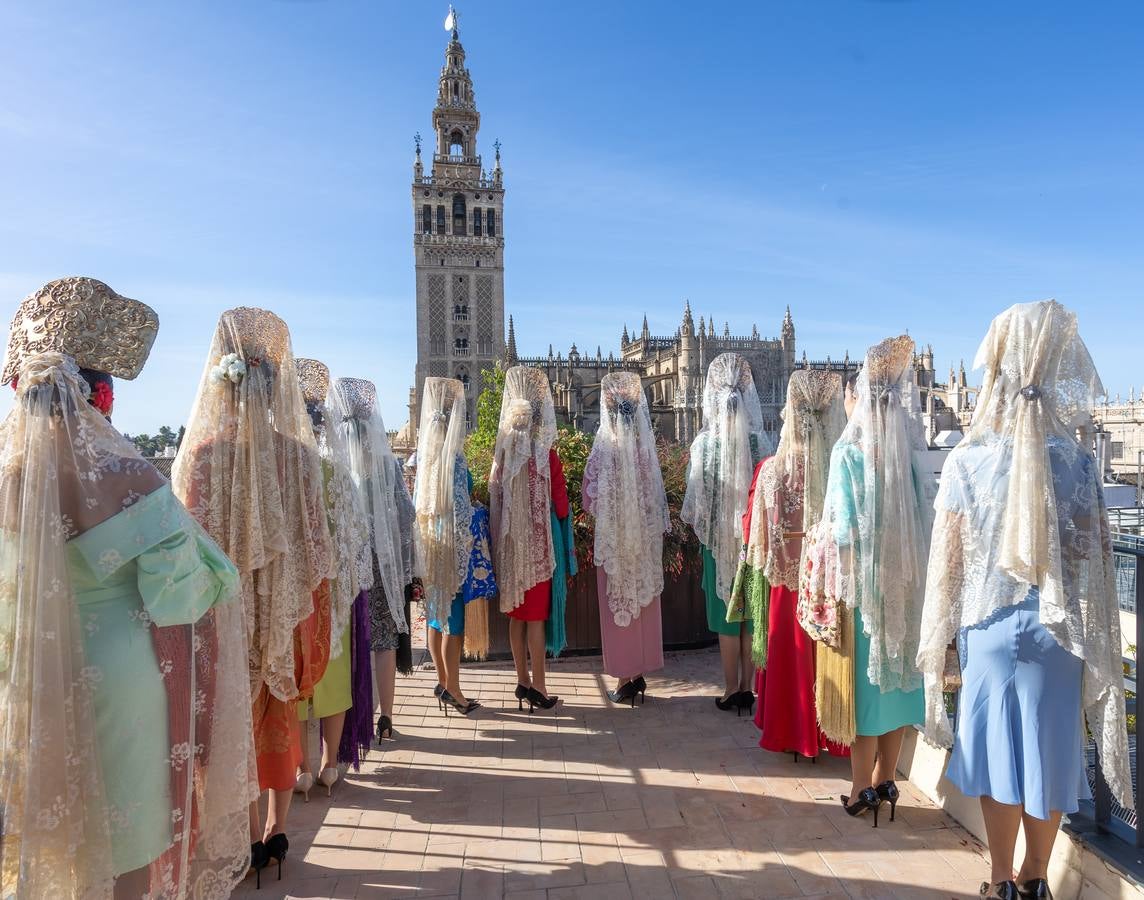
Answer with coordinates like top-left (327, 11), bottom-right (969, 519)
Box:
top-left (0, 277), bottom-right (256, 900)
top-left (682, 352), bottom-right (774, 713)
top-left (809, 337), bottom-right (932, 826)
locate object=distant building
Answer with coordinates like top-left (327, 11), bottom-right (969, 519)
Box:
top-left (398, 15), bottom-right (977, 453)
top-left (1095, 390), bottom-right (1144, 482)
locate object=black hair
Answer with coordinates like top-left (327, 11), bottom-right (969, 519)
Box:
top-left (79, 368), bottom-right (113, 394)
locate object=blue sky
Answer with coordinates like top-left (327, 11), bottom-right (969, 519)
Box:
top-left (1, 1), bottom-right (1141, 434)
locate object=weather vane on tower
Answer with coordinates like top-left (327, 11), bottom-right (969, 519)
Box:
top-left (444, 5), bottom-right (459, 37)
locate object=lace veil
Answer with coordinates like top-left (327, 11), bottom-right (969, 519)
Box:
top-left (682, 352), bottom-right (773, 602)
top-left (745, 369), bottom-right (845, 591)
top-left (490, 366), bottom-right (557, 613)
top-left (586, 372), bottom-right (671, 627)
top-left (1, 278), bottom-right (254, 898)
top-left (918, 300), bottom-right (1130, 807)
top-left (816, 335), bottom-right (932, 693)
top-left (413, 377), bottom-right (472, 625)
top-left (172, 307), bottom-right (333, 701)
top-left (296, 358), bottom-right (372, 656)
top-left (332, 378), bottom-right (409, 633)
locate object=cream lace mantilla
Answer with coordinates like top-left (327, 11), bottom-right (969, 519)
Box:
top-left (490, 366), bottom-right (557, 613)
top-left (743, 370), bottom-right (845, 591)
top-left (585, 372), bottom-right (671, 627)
top-left (682, 353), bottom-right (773, 602)
top-left (918, 300), bottom-right (1132, 810)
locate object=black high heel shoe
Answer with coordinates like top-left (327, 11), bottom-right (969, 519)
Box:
top-left (376, 713), bottom-right (393, 740)
top-left (514, 683), bottom-right (530, 711)
top-left (606, 680), bottom-right (639, 706)
top-left (265, 833), bottom-right (289, 882)
top-left (840, 787), bottom-right (883, 827)
top-left (874, 780), bottom-right (899, 822)
top-left (980, 881), bottom-right (1020, 899)
top-left (434, 683), bottom-right (445, 710)
top-left (1017, 878), bottom-right (1052, 899)
top-left (443, 689), bottom-right (480, 715)
top-left (250, 840), bottom-right (269, 889)
top-left (633, 675), bottom-right (647, 704)
top-left (736, 690), bottom-right (755, 716)
top-left (715, 691), bottom-right (741, 713)
top-left (525, 686), bottom-right (558, 715)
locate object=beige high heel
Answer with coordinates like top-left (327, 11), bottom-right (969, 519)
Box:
top-left (293, 771), bottom-right (314, 802)
top-left (318, 766), bottom-right (339, 796)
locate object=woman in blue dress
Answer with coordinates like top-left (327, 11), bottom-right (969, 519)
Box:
top-left (919, 301), bottom-right (1131, 900)
top-left (805, 336), bottom-right (932, 826)
top-left (0, 278), bottom-right (256, 899)
top-left (415, 377), bottom-right (482, 715)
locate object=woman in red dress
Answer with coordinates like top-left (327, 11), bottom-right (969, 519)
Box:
top-left (734, 370), bottom-right (849, 760)
top-left (490, 366), bottom-right (567, 713)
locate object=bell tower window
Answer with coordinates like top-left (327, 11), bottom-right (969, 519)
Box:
top-left (452, 194), bottom-right (467, 235)
top-left (486, 208), bottom-right (496, 237)
top-left (448, 130), bottom-right (465, 157)
top-left (473, 207), bottom-right (482, 236)
top-left (421, 204), bottom-right (432, 234)
top-left (436, 205), bottom-right (446, 234)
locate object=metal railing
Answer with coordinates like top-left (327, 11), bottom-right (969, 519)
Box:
top-left (1068, 532), bottom-right (1144, 877)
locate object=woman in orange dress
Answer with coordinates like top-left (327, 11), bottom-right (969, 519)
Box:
top-left (174, 307), bottom-right (334, 882)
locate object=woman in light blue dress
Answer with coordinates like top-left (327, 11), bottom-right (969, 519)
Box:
top-left (918, 301), bottom-right (1131, 900)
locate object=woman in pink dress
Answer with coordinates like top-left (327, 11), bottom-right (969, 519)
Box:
top-left (583, 372), bottom-right (670, 704)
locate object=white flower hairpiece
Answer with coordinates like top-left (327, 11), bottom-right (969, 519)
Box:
top-left (209, 352), bottom-right (248, 386)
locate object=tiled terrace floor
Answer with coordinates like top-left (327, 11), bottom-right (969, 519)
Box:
top-left (234, 647), bottom-right (990, 900)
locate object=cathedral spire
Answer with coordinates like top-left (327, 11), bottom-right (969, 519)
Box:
top-left (641, 315), bottom-right (650, 341)
top-left (781, 305), bottom-right (795, 350)
top-left (505, 314), bottom-right (518, 364)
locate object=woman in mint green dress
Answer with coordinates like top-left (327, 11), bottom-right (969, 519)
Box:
top-left (0, 277), bottom-right (256, 900)
top-left (682, 352), bottom-right (774, 713)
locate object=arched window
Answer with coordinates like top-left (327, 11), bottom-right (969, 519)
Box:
top-left (472, 207), bottom-right (482, 236)
top-left (436, 205), bottom-right (446, 234)
top-left (448, 130), bottom-right (465, 157)
top-left (453, 303), bottom-right (469, 321)
top-left (421, 204), bottom-right (431, 234)
top-left (452, 194), bottom-right (467, 235)
top-left (486, 208), bottom-right (496, 237)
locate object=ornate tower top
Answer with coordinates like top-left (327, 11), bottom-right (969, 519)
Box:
top-left (432, 6), bottom-right (483, 171)
top-left (681, 299), bottom-right (694, 335)
top-left (781, 305), bottom-right (795, 352)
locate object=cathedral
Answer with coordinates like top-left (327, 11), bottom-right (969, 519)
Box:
top-left (402, 15), bottom-right (969, 451)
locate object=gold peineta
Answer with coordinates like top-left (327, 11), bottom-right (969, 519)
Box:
top-left (2, 277), bottom-right (159, 384)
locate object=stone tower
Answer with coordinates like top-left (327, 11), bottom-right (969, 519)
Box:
top-left (675, 300), bottom-right (701, 442)
top-left (412, 11), bottom-right (505, 432)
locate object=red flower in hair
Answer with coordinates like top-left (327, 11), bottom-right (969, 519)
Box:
top-left (90, 380), bottom-right (114, 416)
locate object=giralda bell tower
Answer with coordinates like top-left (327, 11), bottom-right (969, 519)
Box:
top-left (411, 8), bottom-right (505, 432)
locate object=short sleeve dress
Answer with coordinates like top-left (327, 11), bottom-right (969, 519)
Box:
top-left (67, 483), bottom-right (239, 876)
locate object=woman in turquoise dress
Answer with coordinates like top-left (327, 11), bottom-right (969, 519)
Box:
top-left (807, 337), bottom-right (932, 827)
top-left (682, 352), bottom-right (774, 713)
top-left (0, 277), bottom-right (256, 900)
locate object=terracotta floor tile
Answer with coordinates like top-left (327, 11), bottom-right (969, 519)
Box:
top-left (263, 648), bottom-right (1012, 900)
